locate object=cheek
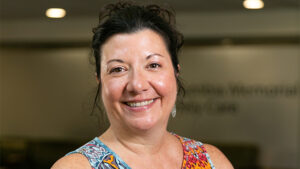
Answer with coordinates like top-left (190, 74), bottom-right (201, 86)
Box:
top-left (153, 71), bottom-right (177, 99)
top-left (101, 78), bottom-right (125, 104)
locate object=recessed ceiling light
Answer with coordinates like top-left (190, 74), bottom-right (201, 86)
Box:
top-left (243, 0), bottom-right (264, 9)
top-left (46, 8), bottom-right (66, 18)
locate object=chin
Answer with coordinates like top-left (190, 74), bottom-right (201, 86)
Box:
top-left (128, 117), bottom-right (159, 131)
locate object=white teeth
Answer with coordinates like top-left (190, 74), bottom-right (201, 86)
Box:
top-left (127, 99), bottom-right (154, 107)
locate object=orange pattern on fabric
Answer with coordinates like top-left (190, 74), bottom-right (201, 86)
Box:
top-left (176, 135), bottom-right (213, 169)
top-left (73, 135), bottom-right (214, 169)
top-left (103, 155), bottom-right (119, 169)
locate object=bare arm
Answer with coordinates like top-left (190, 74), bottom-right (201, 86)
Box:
top-left (204, 144), bottom-right (234, 169)
top-left (51, 153), bottom-right (92, 169)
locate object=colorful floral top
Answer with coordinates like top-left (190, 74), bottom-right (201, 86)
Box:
top-left (66, 134), bottom-right (215, 169)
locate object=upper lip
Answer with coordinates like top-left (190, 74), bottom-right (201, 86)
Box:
top-left (122, 97), bottom-right (159, 103)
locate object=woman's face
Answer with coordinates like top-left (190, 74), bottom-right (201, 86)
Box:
top-left (100, 29), bottom-right (177, 132)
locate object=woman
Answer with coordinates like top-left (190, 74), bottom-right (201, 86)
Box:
top-left (52, 2), bottom-right (233, 169)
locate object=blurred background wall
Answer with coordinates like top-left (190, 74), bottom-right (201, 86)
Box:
top-left (0, 0), bottom-right (299, 169)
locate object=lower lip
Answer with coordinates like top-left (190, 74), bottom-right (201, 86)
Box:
top-left (123, 99), bottom-right (157, 112)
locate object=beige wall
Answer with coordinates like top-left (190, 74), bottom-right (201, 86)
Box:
top-left (0, 48), bottom-right (99, 140)
top-left (170, 45), bottom-right (299, 168)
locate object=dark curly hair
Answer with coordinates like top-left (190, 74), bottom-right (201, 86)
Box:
top-left (91, 1), bottom-right (184, 116)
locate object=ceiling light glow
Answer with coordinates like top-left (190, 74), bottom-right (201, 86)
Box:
top-left (243, 0), bottom-right (264, 9)
top-left (46, 8), bottom-right (66, 18)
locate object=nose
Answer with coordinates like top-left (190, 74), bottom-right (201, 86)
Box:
top-left (126, 69), bottom-right (150, 94)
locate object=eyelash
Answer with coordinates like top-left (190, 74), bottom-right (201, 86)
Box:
top-left (147, 63), bottom-right (161, 69)
top-left (109, 67), bottom-right (125, 74)
top-left (108, 63), bottom-right (161, 74)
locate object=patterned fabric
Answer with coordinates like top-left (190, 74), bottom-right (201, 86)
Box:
top-left (66, 134), bottom-right (215, 169)
top-left (66, 138), bottom-right (130, 169)
top-left (173, 134), bottom-right (215, 169)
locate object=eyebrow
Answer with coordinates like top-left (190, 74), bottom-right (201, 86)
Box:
top-left (106, 53), bottom-right (163, 64)
top-left (146, 53), bottom-right (163, 60)
top-left (107, 59), bottom-right (124, 64)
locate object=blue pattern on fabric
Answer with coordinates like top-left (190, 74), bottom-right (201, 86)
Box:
top-left (66, 134), bottom-right (215, 169)
top-left (67, 137), bottom-right (131, 169)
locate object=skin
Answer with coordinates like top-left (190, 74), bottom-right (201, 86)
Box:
top-left (51, 29), bottom-right (233, 169)
top-left (100, 29), bottom-right (178, 135)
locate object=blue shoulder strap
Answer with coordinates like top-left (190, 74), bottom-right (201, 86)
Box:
top-left (66, 137), bottom-right (131, 169)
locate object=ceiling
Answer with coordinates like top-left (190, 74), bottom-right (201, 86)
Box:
top-left (0, 0), bottom-right (299, 20)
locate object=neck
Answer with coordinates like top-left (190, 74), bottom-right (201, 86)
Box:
top-left (101, 124), bottom-right (170, 155)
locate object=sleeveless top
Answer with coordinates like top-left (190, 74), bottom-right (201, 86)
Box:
top-left (66, 134), bottom-right (215, 169)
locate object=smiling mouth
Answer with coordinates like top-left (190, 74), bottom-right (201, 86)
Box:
top-left (125, 99), bottom-right (155, 107)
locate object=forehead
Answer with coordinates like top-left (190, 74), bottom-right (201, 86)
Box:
top-left (100, 29), bottom-right (169, 61)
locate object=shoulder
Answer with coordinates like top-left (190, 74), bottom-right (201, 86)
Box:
top-left (51, 153), bottom-right (92, 169)
top-left (203, 144), bottom-right (234, 169)
top-left (51, 137), bottom-right (104, 169)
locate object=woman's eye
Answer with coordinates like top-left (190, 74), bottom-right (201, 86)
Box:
top-left (148, 63), bottom-right (161, 69)
top-left (109, 67), bottom-right (125, 74)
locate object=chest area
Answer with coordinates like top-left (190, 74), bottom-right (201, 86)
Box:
top-left (99, 143), bottom-right (212, 169)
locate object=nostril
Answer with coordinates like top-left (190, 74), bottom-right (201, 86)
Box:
top-left (126, 71), bottom-right (149, 93)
